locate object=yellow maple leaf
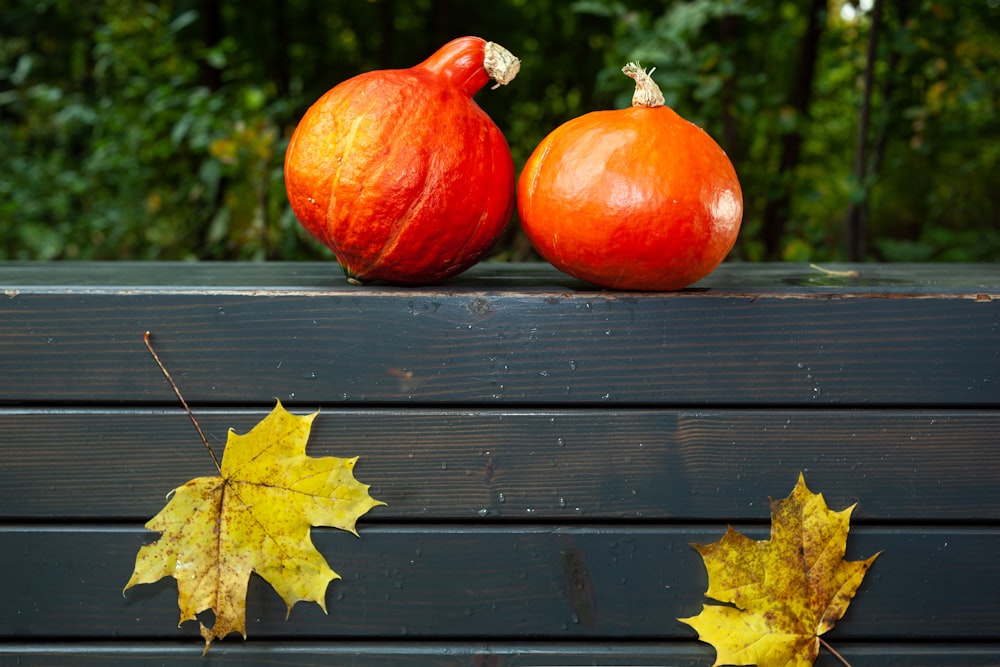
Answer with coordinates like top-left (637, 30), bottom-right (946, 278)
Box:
top-left (124, 400), bottom-right (384, 651)
top-left (679, 473), bottom-right (879, 667)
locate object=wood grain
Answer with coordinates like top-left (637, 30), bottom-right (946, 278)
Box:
top-left (1, 525), bottom-right (994, 640)
top-left (1, 408), bottom-right (997, 521)
top-left (2, 263), bottom-right (998, 407)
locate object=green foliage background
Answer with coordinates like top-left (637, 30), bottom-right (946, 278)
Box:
top-left (2, 0), bottom-right (998, 263)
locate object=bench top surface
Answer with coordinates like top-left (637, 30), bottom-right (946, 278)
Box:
top-left (3, 261), bottom-right (998, 407)
top-left (3, 260), bottom-right (999, 295)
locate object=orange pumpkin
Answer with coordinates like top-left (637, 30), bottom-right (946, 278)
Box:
top-left (517, 63), bottom-right (743, 291)
top-left (284, 37), bottom-right (520, 284)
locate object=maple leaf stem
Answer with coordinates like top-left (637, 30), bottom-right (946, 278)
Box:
top-left (819, 637), bottom-right (853, 667)
top-left (143, 331), bottom-right (222, 472)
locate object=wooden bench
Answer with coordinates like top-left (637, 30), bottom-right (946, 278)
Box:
top-left (1, 261), bottom-right (998, 666)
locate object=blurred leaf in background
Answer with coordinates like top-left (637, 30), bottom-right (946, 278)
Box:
top-left (1, 0), bottom-right (997, 262)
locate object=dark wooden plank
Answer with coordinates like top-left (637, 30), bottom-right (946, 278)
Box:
top-left (2, 290), bottom-right (998, 406)
top-left (3, 261), bottom-right (1000, 293)
top-left (3, 641), bottom-right (999, 666)
top-left (1, 525), bottom-right (995, 640)
top-left (2, 408), bottom-right (996, 521)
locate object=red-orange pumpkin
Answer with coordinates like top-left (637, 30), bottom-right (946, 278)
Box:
top-left (284, 37), bottom-right (520, 284)
top-left (517, 63), bottom-right (743, 291)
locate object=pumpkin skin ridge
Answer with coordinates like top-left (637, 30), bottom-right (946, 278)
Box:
top-left (297, 71), bottom-right (478, 282)
top-left (284, 36), bottom-right (518, 285)
top-left (283, 97), bottom-right (342, 250)
top-left (370, 154), bottom-right (513, 283)
top-left (286, 73), bottom-right (400, 265)
top-left (353, 82), bottom-right (513, 284)
top-left (357, 133), bottom-right (437, 282)
top-left (522, 141), bottom-right (551, 208)
top-left (444, 121), bottom-right (516, 272)
top-left (320, 75), bottom-right (405, 276)
top-left (362, 132), bottom-right (427, 276)
top-left (323, 101), bottom-right (380, 271)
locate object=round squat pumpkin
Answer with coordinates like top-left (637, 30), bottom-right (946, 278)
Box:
top-left (285, 37), bottom-right (520, 284)
top-left (518, 63), bottom-right (743, 291)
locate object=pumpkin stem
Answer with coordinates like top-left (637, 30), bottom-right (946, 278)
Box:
top-left (484, 42), bottom-right (520, 89)
top-left (417, 37), bottom-right (519, 97)
top-left (622, 62), bottom-right (665, 108)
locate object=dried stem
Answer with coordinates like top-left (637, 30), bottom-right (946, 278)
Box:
top-left (484, 41), bottom-right (520, 89)
top-left (622, 61), bottom-right (665, 108)
top-left (143, 331), bottom-right (221, 472)
top-left (819, 637), bottom-right (853, 667)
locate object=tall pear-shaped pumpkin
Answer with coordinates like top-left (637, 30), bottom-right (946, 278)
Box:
top-left (518, 63), bottom-right (743, 291)
top-left (285, 37), bottom-right (520, 284)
